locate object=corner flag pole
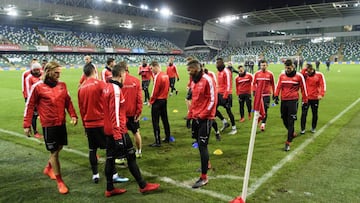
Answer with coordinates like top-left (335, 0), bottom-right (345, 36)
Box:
top-left (231, 81), bottom-right (265, 203)
top-left (240, 110), bottom-right (260, 201)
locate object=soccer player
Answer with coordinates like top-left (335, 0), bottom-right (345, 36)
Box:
top-left (216, 58), bottom-right (237, 135)
top-left (186, 59), bottom-right (217, 188)
top-left (103, 63), bottom-right (160, 197)
top-left (204, 67), bottom-right (221, 141)
top-left (24, 62), bottom-right (43, 138)
top-left (101, 58), bottom-right (115, 83)
top-left (315, 60), bottom-right (320, 71)
top-left (185, 57), bottom-right (194, 128)
top-left (78, 63), bottom-right (128, 184)
top-left (325, 59), bottom-right (331, 71)
top-left (22, 58), bottom-right (38, 101)
top-left (274, 59), bottom-right (308, 151)
top-left (79, 55), bottom-right (98, 85)
top-left (166, 59), bottom-right (180, 96)
top-left (138, 58), bottom-right (152, 104)
top-left (235, 65), bottom-right (253, 122)
top-left (23, 61), bottom-right (78, 194)
top-left (149, 61), bottom-right (171, 147)
top-left (252, 60), bottom-right (275, 131)
top-left (121, 62), bottom-right (143, 158)
top-left (300, 64), bottom-right (326, 134)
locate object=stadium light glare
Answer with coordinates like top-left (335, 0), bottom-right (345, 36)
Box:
top-left (140, 4), bottom-right (148, 10)
top-left (128, 3), bottom-right (132, 6)
top-left (7, 10), bottom-right (18, 16)
top-left (117, 0), bottom-right (122, 4)
top-left (218, 15), bottom-right (239, 23)
top-left (105, 0), bottom-right (112, 2)
top-left (160, 7), bottom-right (172, 17)
top-left (154, 8), bottom-right (159, 12)
top-left (242, 15), bottom-right (248, 19)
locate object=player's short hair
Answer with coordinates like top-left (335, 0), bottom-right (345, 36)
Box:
top-left (186, 57), bottom-right (193, 62)
top-left (260, 59), bottom-right (268, 64)
top-left (306, 63), bottom-right (313, 69)
top-left (284, 59), bottom-right (293, 66)
top-left (150, 61), bottom-right (159, 67)
top-left (238, 65), bottom-right (244, 69)
top-left (83, 63), bottom-right (95, 77)
top-left (112, 62), bottom-right (126, 77)
top-left (216, 57), bottom-right (224, 62)
top-left (187, 59), bottom-right (201, 69)
top-left (107, 58), bottom-right (115, 65)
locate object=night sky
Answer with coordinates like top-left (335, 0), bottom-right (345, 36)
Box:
top-left (130, 0), bottom-right (348, 45)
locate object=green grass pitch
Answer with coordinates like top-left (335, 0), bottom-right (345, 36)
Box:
top-left (0, 63), bottom-right (359, 202)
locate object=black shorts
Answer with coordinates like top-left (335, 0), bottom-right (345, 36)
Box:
top-left (238, 94), bottom-right (251, 102)
top-left (126, 117), bottom-right (140, 134)
top-left (85, 127), bottom-right (106, 149)
top-left (169, 77), bottom-right (176, 88)
top-left (43, 125), bottom-right (68, 152)
top-left (186, 88), bottom-right (192, 100)
top-left (106, 133), bottom-right (134, 159)
top-left (191, 119), bottom-right (213, 147)
top-left (142, 80), bottom-right (150, 90)
top-left (217, 94), bottom-right (233, 108)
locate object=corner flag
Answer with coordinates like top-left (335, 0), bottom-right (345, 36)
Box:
top-left (230, 80), bottom-right (266, 203)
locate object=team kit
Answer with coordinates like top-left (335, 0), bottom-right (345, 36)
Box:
top-left (22, 55), bottom-right (326, 196)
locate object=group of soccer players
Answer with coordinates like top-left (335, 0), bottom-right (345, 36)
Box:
top-left (22, 54), bottom-right (326, 194)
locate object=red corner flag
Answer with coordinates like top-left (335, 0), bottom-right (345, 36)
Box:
top-left (253, 80), bottom-right (266, 122)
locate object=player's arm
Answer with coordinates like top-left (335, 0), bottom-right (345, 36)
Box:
top-left (270, 72), bottom-right (275, 95)
top-left (108, 90), bottom-right (123, 140)
top-left (149, 76), bottom-right (160, 104)
top-left (319, 73), bottom-right (326, 98)
top-left (64, 85), bottom-right (78, 125)
top-left (23, 86), bottom-right (38, 136)
top-left (175, 66), bottom-right (180, 80)
top-left (135, 81), bottom-right (143, 121)
top-left (299, 74), bottom-right (308, 104)
top-left (224, 71), bottom-right (230, 99)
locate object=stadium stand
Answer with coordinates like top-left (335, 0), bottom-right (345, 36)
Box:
top-left (42, 30), bottom-right (86, 47)
top-left (0, 25), bottom-right (40, 46)
top-left (343, 41), bottom-right (360, 61)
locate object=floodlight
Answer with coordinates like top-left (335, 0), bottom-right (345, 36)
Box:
top-left (160, 7), bottom-right (172, 17)
top-left (154, 8), bottom-right (159, 12)
top-left (242, 15), bottom-right (248, 19)
top-left (7, 10), bottom-right (18, 16)
top-left (140, 4), bottom-right (148, 10)
top-left (117, 0), bottom-right (122, 4)
top-left (105, 0), bottom-right (112, 2)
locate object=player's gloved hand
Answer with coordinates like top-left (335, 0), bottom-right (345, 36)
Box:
top-left (273, 96), bottom-right (279, 104)
top-left (115, 138), bottom-right (126, 154)
top-left (177, 78), bottom-right (180, 82)
top-left (186, 119), bottom-right (191, 129)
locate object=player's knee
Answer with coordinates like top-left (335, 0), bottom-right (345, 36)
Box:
top-left (126, 147), bottom-right (136, 161)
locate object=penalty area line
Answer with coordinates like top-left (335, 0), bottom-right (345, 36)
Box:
top-left (0, 128), bottom-right (232, 202)
top-left (247, 97), bottom-right (360, 197)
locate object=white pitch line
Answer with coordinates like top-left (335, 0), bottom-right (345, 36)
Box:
top-left (247, 97), bottom-right (360, 197)
top-left (0, 128), bottom-right (232, 202)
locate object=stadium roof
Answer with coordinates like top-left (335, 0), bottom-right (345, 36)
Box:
top-left (0, 0), bottom-right (202, 32)
top-left (210, 1), bottom-right (360, 26)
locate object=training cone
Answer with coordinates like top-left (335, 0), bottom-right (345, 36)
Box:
top-left (142, 117), bottom-right (149, 121)
top-left (192, 142), bottom-right (198, 148)
top-left (230, 197), bottom-right (245, 203)
top-left (173, 109), bottom-right (178, 113)
top-left (169, 136), bottom-right (175, 142)
top-left (213, 149), bottom-right (223, 155)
